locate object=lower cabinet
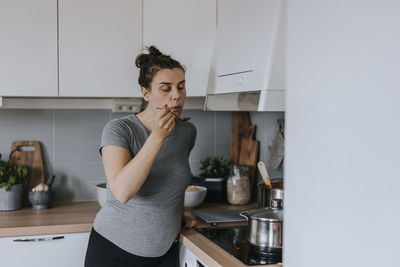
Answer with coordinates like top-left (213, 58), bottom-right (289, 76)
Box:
top-left (0, 232), bottom-right (90, 267)
top-left (179, 243), bottom-right (207, 267)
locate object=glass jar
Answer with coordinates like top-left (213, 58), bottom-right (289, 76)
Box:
top-left (227, 165), bottom-right (250, 205)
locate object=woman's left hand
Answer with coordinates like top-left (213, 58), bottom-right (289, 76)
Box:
top-left (182, 215), bottom-right (197, 229)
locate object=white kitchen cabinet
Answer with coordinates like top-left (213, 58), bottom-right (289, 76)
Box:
top-left (58, 0), bottom-right (142, 97)
top-left (0, 232), bottom-right (90, 266)
top-left (143, 0), bottom-right (216, 97)
top-left (213, 0), bottom-right (281, 78)
top-left (213, 0), bottom-right (284, 86)
top-left (206, 0), bottom-right (285, 111)
top-left (0, 0), bottom-right (58, 97)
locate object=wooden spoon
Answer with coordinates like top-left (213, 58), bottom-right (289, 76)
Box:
top-left (257, 161), bottom-right (272, 188)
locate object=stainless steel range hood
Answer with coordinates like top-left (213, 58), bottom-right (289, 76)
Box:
top-left (204, 90), bottom-right (285, 111)
top-left (205, 91), bottom-right (260, 111)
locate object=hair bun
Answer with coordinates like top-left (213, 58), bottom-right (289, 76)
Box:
top-left (135, 46), bottom-right (163, 69)
top-left (148, 46), bottom-right (163, 57)
top-left (135, 54), bottom-right (148, 69)
top-left (134, 45), bottom-right (185, 89)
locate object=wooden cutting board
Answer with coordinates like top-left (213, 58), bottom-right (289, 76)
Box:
top-left (228, 112), bottom-right (251, 164)
top-left (246, 125), bottom-right (257, 139)
top-left (239, 124), bottom-right (259, 189)
top-left (239, 138), bottom-right (260, 188)
top-left (10, 141), bottom-right (45, 205)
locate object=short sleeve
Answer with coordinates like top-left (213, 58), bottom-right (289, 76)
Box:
top-left (99, 119), bottom-right (131, 155)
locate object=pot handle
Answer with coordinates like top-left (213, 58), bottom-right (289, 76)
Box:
top-left (239, 211), bottom-right (249, 221)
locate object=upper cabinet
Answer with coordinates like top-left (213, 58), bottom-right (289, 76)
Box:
top-left (0, 0), bottom-right (215, 99)
top-left (206, 0), bottom-right (286, 111)
top-left (58, 0), bottom-right (142, 97)
top-left (0, 0), bottom-right (58, 97)
top-left (143, 0), bottom-right (216, 97)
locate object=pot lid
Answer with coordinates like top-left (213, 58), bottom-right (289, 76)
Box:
top-left (246, 208), bottom-right (283, 222)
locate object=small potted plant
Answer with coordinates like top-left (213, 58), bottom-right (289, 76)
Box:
top-left (0, 154), bottom-right (29, 211)
top-left (196, 156), bottom-right (230, 202)
top-left (198, 156), bottom-right (230, 179)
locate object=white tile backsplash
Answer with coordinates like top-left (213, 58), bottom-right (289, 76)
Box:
top-left (54, 109), bottom-right (110, 125)
top-left (54, 144), bottom-right (101, 164)
top-left (189, 142), bottom-right (214, 161)
top-left (0, 109), bottom-right (52, 125)
top-left (215, 142), bottom-right (229, 158)
top-left (215, 112), bottom-right (233, 143)
top-left (53, 162), bottom-right (106, 182)
top-left (0, 124), bottom-right (53, 145)
top-left (251, 112), bottom-right (285, 181)
top-left (54, 124), bottom-right (104, 145)
top-left (0, 108), bottom-right (284, 201)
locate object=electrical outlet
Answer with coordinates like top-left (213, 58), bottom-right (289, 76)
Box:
top-left (112, 99), bottom-right (142, 113)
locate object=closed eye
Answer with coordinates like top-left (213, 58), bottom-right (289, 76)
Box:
top-left (160, 85), bottom-right (171, 92)
top-left (178, 81), bottom-right (186, 90)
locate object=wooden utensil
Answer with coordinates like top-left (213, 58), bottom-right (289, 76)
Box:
top-left (10, 141), bottom-right (45, 205)
top-left (257, 161), bottom-right (272, 188)
top-left (239, 137), bottom-right (260, 189)
top-left (229, 112), bottom-right (251, 164)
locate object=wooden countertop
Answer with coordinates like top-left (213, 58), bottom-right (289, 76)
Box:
top-left (0, 201), bottom-right (99, 237)
top-left (0, 201), bottom-right (282, 267)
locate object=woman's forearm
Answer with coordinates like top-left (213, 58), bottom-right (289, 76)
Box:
top-left (109, 133), bottom-right (165, 203)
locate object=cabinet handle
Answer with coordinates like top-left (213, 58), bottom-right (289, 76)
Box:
top-left (13, 236), bottom-right (64, 242)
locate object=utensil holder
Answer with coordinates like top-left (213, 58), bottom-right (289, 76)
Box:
top-left (257, 182), bottom-right (284, 208)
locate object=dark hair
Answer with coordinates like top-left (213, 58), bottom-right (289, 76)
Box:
top-left (135, 46), bottom-right (185, 89)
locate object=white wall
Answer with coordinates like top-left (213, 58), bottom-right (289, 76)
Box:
top-left (285, 1), bottom-right (400, 266)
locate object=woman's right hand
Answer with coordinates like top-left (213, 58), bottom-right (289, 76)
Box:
top-left (152, 104), bottom-right (176, 139)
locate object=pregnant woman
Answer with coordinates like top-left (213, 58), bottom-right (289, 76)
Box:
top-left (85, 46), bottom-right (197, 267)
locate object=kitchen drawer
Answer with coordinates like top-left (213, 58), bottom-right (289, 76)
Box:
top-left (0, 232), bottom-right (90, 267)
top-left (179, 242), bottom-right (207, 267)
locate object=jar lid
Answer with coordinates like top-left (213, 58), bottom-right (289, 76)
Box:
top-left (245, 208), bottom-right (283, 222)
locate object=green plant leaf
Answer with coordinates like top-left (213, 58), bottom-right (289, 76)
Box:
top-left (198, 155), bottom-right (230, 178)
top-left (0, 160), bottom-right (29, 190)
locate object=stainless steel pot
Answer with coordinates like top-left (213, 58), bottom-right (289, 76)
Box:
top-left (257, 182), bottom-right (284, 208)
top-left (240, 200), bottom-right (283, 251)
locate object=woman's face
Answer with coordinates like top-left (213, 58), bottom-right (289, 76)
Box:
top-left (143, 68), bottom-right (186, 115)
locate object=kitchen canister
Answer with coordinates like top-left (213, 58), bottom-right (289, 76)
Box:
top-left (227, 165), bottom-right (251, 205)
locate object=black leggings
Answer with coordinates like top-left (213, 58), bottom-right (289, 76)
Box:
top-left (85, 228), bottom-right (178, 267)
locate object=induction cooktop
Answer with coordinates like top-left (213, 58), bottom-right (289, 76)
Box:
top-left (196, 226), bottom-right (282, 265)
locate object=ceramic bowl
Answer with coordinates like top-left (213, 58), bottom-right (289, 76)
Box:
top-left (28, 190), bottom-right (54, 210)
top-left (96, 183), bottom-right (107, 207)
top-left (184, 185), bottom-right (207, 209)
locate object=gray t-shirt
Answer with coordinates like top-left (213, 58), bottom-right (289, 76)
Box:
top-left (93, 114), bottom-right (196, 257)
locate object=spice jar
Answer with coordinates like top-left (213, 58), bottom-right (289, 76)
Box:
top-left (227, 165), bottom-right (250, 205)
